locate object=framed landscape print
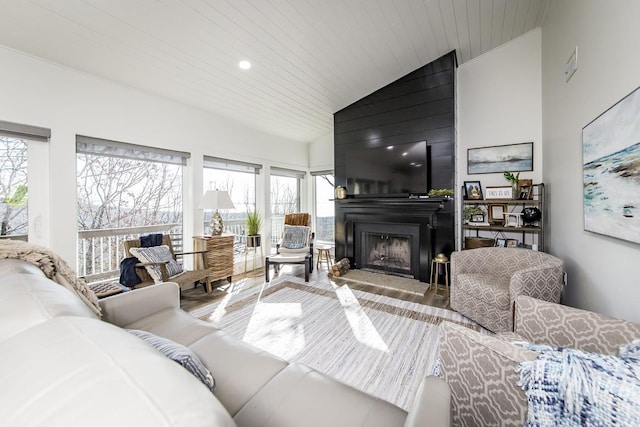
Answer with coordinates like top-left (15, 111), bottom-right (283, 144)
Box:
top-left (583, 86), bottom-right (640, 245)
top-left (467, 142), bottom-right (533, 174)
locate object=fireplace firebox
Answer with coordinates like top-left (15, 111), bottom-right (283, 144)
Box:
top-left (355, 223), bottom-right (420, 278)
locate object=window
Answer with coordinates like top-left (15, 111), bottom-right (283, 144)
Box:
top-left (270, 167), bottom-right (304, 247)
top-left (0, 137), bottom-right (28, 238)
top-left (313, 171), bottom-right (334, 244)
top-left (203, 156), bottom-right (260, 242)
top-left (76, 135), bottom-right (188, 282)
top-left (0, 120), bottom-right (51, 242)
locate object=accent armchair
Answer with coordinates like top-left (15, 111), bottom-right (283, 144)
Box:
top-left (438, 296), bottom-right (640, 426)
top-left (276, 213), bottom-right (314, 270)
top-left (450, 247), bottom-right (564, 333)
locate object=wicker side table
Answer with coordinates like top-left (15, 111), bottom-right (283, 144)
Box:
top-left (193, 234), bottom-right (234, 284)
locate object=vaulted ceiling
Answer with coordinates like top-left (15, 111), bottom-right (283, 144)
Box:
top-left (0, 0), bottom-right (551, 143)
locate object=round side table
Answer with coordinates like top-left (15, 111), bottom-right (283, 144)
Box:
top-left (430, 254), bottom-right (450, 295)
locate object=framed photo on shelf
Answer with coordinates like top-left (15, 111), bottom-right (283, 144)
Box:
top-left (485, 186), bottom-right (513, 199)
top-left (495, 238), bottom-right (506, 247)
top-left (470, 214), bottom-right (485, 223)
top-left (506, 239), bottom-right (519, 248)
top-left (488, 203), bottom-right (508, 223)
top-left (517, 179), bottom-right (533, 200)
top-left (463, 181), bottom-right (483, 200)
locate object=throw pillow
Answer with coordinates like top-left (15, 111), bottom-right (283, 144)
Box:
top-left (129, 245), bottom-right (183, 282)
top-left (282, 225), bottom-right (309, 249)
top-left (127, 329), bottom-right (215, 392)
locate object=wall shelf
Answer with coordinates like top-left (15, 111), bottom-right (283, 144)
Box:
top-left (461, 183), bottom-right (545, 251)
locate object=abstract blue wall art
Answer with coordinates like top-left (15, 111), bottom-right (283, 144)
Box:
top-left (583, 86), bottom-right (640, 244)
top-left (467, 142), bottom-right (533, 174)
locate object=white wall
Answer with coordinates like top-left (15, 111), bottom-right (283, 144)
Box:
top-left (0, 45), bottom-right (309, 266)
top-left (456, 29), bottom-right (543, 247)
top-left (309, 131), bottom-right (334, 172)
top-left (541, 0), bottom-right (640, 322)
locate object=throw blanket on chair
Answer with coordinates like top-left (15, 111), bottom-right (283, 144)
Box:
top-left (0, 240), bottom-right (101, 317)
top-left (518, 341), bottom-right (640, 426)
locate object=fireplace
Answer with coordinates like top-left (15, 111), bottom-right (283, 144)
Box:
top-left (355, 223), bottom-right (420, 278)
top-left (334, 197), bottom-right (451, 283)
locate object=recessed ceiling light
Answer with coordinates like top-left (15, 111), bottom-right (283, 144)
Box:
top-left (238, 60), bottom-right (251, 70)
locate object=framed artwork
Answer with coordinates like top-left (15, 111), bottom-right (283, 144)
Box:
top-left (488, 203), bottom-right (507, 223)
top-left (467, 142), bottom-right (534, 174)
top-left (470, 214), bottom-right (485, 223)
top-left (506, 239), bottom-right (519, 248)
top-left (463, 181), bottom-right (483, 200)
top-left (517, 179), bottom-right (533, 200)
top-left (583, 86), bottom-right (640, 245)
top-left (486, 186), bottom-right (513, 199)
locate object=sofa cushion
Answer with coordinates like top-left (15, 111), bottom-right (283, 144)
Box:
top-left (128, 329), bottom-right (215, 392)
top-left (234, 363), bottom-right (407, 427)
top-left (0, 317), bottom-right (236, 427)
top-left (0, 272), bottom-right (98, 342)
top-left (129, 245), bottom-right (183, 282)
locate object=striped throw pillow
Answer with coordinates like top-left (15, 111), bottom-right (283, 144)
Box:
top-left (127, 329), bottom-right (215, 392)
top-left (129, 245), bottom-right (183, 282)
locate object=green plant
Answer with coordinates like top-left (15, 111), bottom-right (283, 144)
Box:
top-left (245, 210), bottom-right (262, 235)
top-left (463, 205), bottom-right (485, 221)
top-left (427, 188), bottom-right (454, 197)
top-left (503, 171), bottom-right (520, 184)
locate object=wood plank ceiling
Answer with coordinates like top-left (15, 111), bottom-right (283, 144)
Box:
top-left (0, 0), bottom-right (551, 143)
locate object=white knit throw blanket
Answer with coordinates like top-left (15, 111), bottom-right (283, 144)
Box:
top-left (0, 240), bottom-right (101, 317)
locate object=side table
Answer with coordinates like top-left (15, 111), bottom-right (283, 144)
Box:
top-left (193, 234), bottom-right (234, 284)
top-left (430, 254), bottom-right (450, 296)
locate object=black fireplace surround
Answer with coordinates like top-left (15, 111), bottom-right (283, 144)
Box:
top-left (334, 198), bottom-right (450, 282)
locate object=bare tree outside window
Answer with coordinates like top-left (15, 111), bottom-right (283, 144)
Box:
top-left (77, 153), bottom-right (183, 279)
top-left (0, 137), bottom-right (28, 238)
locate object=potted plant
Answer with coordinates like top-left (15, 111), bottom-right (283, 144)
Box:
top-left (245, 210), bottom-right (262, 248)
top-left (427, 188), bottom-right (455, 198)
top-left (503, 171), bottom-right (520, 199)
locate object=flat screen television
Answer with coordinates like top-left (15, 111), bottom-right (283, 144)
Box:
top-left (345, 140), bottom-right (428, 197)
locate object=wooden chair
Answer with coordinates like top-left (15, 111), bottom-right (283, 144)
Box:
top-left (276, 213), bottom-right (314, 271)
top-left (122, 235), bottom-right (214, 293)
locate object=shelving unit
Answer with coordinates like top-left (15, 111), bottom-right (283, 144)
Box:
top-left (461, 183), bottom-right (545, 251)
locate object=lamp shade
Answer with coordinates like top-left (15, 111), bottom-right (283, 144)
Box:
top-left (199, 190), bottom-right (235, 210)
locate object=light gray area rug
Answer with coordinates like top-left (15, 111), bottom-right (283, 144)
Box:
top-left (190, 276), bottom-right (485, 410)
top-left (338, 269), bottom-right (429, 296)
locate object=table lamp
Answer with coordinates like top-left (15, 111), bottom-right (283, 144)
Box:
top-left (200, 190), bottom-right (235, 235)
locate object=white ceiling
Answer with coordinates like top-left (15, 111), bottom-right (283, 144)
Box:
top-left (0, 0), bottom-right (551, 143)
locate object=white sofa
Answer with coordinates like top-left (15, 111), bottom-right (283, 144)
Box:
top-left (0, 258), bottom-right (450, 427)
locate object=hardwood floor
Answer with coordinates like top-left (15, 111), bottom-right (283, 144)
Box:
top-left (179, 265), bottom-right (450, 313)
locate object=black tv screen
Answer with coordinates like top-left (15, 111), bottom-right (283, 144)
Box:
top-left (345, 141), bottom-right (428, 196)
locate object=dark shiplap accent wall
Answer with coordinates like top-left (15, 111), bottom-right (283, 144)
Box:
top-left (334, 51), bottom-right (456, 261)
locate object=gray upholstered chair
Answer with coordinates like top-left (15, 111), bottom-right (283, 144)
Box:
top-left (450, 247), bottom-right (564, 333)
top-left (438, 296), bottom-right (640, 426)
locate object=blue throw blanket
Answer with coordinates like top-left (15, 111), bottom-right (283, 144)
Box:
top-left (518, 341), bottom-right (640, 426)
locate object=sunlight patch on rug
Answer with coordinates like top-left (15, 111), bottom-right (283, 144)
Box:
top-left (191, 276), bottom-right (487, 410)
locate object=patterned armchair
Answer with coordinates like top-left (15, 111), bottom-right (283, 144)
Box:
top-left (450, 248), bottom-right (564, 333)
top-left (438, 296), bottom-right (640, 426)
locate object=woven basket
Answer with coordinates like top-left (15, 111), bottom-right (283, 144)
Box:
top-left (465, 237), bottom-right (495, 249)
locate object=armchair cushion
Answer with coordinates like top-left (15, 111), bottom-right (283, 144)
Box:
top-left (457, 273), bottom-right (510, 308)
top-left (281, 225), bottom-right (310, 250)
top-left (129, 245), bottom-right (183, 282)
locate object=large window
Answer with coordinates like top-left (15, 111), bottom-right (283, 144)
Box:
top-left (76, 135), bottom-right (188, 282)
top-left (0, 121), bottom-right (51, 241)
top-left (203, 156), bottom-right (260, 241)
top-left (270, 167), bottom-right (303, 247)
top-left (0, 137), bottom-right (28, 239)
top-left (313, 171), bottom-right (335, 244)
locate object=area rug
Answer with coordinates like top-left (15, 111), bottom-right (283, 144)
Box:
top-left (337, 269), bottom-right (429, 296)
top-left (190, 276), bottom-right (487, 410)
